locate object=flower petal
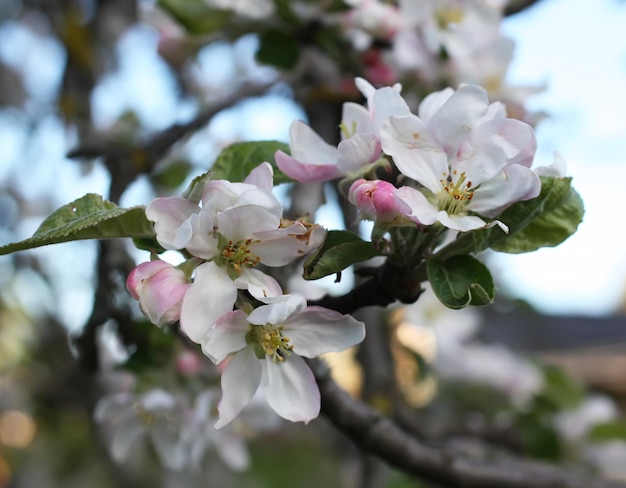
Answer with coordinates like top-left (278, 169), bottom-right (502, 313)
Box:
top-left (215, 348), bottom-right (262, 429)
top-left (275, 150), bottom-right (341, 183)
top-left (470, 165), bottom-right (541, 217)
top-left (235, 268), bottom-right (283, 300)
top-left (394, 186), bottom-right (439, 225)
top-left (146, 197), bottom-right (200, 250)
top-left (283, 306), bottom-right (365, 357)
top-left (247, 294), bottom-right (306, 325)
top-left (380, 115), bottom-right (447, 191)
top-left (201, 310), bottom-right (249, 364)
top-left (244, 162), bottom-right (274, 191)
top-left (261, 354), bottom-right (320, 423)
top-left (217, 204), bottom-right (281, 242)
top-left (180, 262), bottom-right (237, 343)
top-left (337, 133), bottom-right (381, 173)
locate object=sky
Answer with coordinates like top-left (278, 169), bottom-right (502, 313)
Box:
top-left (495, 0), bottom-right (626, 315)
top-left (2, 0), bottom-right (626, 327)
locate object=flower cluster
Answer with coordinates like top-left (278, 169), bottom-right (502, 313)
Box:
top-left (278, 78), bottom-right (547, 235)
top-left (127, 162), bottom-right (366, 428)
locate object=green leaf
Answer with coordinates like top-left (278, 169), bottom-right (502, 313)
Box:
top-left (588, 421), bottom-right (626, 442)
top-left (427, 255), bottom-right (494, 309)
top-left (211, 140), bottom-right (293, 185)
top-left (470, 176), bottom-right (583, 255)
top-left (540, 364), bottom-right (585, 410)
top-left (150, 159), bottom-right (192, 191)
top-left (157, 0), bottom-right (233, 35)
top-left (302, 230), bottom-right (380, 280)
top-left (256, 29), bottom-right (300, 69)
top-left (0, 194), bottom-right (154, 255)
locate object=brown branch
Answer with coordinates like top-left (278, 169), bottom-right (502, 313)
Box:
top-left (67, 80), bottom-right (276, 202)
top-left (504, 0), bottom-right (544, 16)
top-left (310, 359), bottom-right (626, 488)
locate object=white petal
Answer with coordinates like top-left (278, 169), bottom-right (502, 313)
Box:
top-left (283, 307), bottom-right (365, 357)
top-left (337, 134), bottom-right (380, 172)
top-left (371, 86), bottom-right (411, 131)
top-left (110, 418), bottom-right (145, 463)
top-left (428, 85), bottom-right (489, 151)
top-left (380, 115), bottom-right (446, 191)
top-left (235, 268), bottom-right (283, 300)
top-left (394, 186), bottom-right (439, 225)
top-left (261, 355), bottom-right (320, 423)
top-left (244, 162), bottom-right (274, 191)
top-left (436, 212), bottom-right (490, 232)
top-left (470, 165), bottom-right (541, 217)
top-left (201, 310), bottom-right (249, 364)
top-left (217, 205), bottom-right (280, 242)
top-left (180, 262), bottom-right (237, 343)
top-left (215, 348), bottom-right (262, 429)
top-left (289, 120), bottom-right (339, 165)
top-left (151, 417), bottom-right (186, 470)
top-left (214, 431), bottom-right (250, 471)
top-left (145, 197), bottom-right (200, 250)
top-left (341, 102), bottom-right (374, 136)
top-left (250, 224), bottom-right (318, 267)
top-left (247, 294), bottom-right (306, 325)
top-left (418, 87), bottom-right (454, 123)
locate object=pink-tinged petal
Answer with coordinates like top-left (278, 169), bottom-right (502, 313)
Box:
top-left (261, 354), bottom-right (320, 423)
top-left (247, 294), bottom-right (307, 325)
top-left (349, 179), bottom-right (403, 223)
top-left (180, 262), bottom-right (237, 343)
top-left (217, 205), bottom-right (281, 242)
top-left (380, 115), bottom-right (447, 191)
top-left (214, 347), bottom-right (262, 429)
top-left (394, 186), bottom-right (439, 225)
top-left (470, 165), bottom-right (541, 218)
top-left (337, 134), bottom-right (381, 173)
top-left (275, 150), bottom-right (342, 183)
top-left (235, 268), bottom-right (283, 300)
top-left (289, 120), bottom-right (339, 164)
top-left (201, 310), bottom-right (249, 364)
top-left (436, 212), bottom-right (491, 232)
top-left (283, 306), bottom-right (365, 357)
top-left (244, 162), bottom-right (274, 191)
top-left (251, 223), bottom-right (323, 266)
top-left (126, 260), bottom-right (190, 327)
top-left (145, 196), bottom-right (200, 249)
top-left (428, 85), bottom-right (489, 151)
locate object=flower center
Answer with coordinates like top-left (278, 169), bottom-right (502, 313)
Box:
top-left (218, 237), bottom-right (261, 274)
top-left (247, 324), bottom-right (294, 363)
top-left (438, 170), bottom-right (474, 215)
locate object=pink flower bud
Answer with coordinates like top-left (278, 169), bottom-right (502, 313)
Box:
top-left (175, 350), bottom-right (204, 376)
top-left (348, 179), bottom-right (402, 223)
top-left (126, 260), bottom-right (190, 327)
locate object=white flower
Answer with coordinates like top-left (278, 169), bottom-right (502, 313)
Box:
top-left (199, 294), bottom-right (365, 428)
top-left (275, 78), bottom-right (410, 183)
top-left (94, 390), bottom-right (186, 470)
top-left (381, 84), bottom-right (541, 231)
top-left (145, 163), bottom-right (324, 342)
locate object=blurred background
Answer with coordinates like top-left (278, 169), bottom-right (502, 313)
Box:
top-left (1, 0), bottom-right (626, 487)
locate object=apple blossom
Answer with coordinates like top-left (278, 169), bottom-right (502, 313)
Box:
top-left (126, 260), bottom-right (190, 327)
top-left (381, 84), bottom-right (541, 231)
top-left (143, 162), bottom-right (325, 342)
top-left (94, 389), bottom-right (187, 470)
top-left (199, 293), bottom-right (366, 428)
top-left (275, 77), bottom-right (410, 183)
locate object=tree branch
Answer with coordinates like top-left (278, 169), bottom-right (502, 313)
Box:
top-left (504, 0), bottom-right (544, 16)
top-left (310, 359), bottom-right (626, 488)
